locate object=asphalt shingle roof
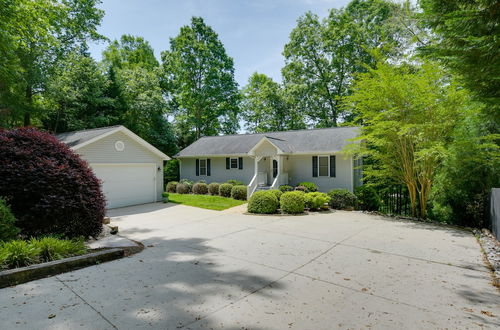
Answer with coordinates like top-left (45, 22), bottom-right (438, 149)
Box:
top-left (56, 125), bottom-right (122, 147)
top-left (176, 126), bottom-right (360, 157)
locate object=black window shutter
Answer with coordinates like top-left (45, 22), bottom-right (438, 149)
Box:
top-left (238, 157), bottom-right (243, 170)
top-left (312, 156), bottom-right (318, 177)
top-left (330, 155), bottom-right (336, 177)
top-left (195, 159), bottom-right (199, 176)
top-left (226, 158), bottom-right (230, 169)
top-left (207, 159), bottom-right (211, 176)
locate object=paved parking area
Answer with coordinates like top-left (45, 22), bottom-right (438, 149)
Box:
top-left (1, 203), bottom-right (499, 329)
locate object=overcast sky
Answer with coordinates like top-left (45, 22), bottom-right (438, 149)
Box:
top-left (88, 0), bottom-right (351, 87)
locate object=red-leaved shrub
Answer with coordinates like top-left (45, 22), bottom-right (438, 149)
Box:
top-left (0, 128), bottom-right (105, 238)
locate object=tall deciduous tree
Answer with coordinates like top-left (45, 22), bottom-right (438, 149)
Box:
top-left (344, 61), bottom-right (467, 218)
top-left (241, 73), bottom-right (305, 133)
top-left (419, 0), bottom-right (500, 120)
top-left (0, 0), bottom-right (104, 127)
top-left (161, 17), bottom-right (240, 140)
top-left (282, 0), bottom-right (409, 127)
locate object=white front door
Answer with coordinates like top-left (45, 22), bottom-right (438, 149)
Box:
top-left (90, 163), bottom-right (156, 209)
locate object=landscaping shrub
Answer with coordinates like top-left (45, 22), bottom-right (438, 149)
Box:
top-left (179, 179), bottom-right (193, 191)
top-left (280, 191), bottom-right (305, 214)
top-left (304, 192), bottom-right (330, 210)
top-left (226, 179), bottom-right (244, 186)
top-left (0, 240), bottom-right (40, 269)
top-left (279, 185), bottom-right (294, 192)
top-left (161, 192), bottom-right (169, 203)
top-left (354, 186), bottom-right (381, 211)
top-left (0, 128), bottom-right (104, 238)
top-left (166, 181), bottom-right (178, 193)
top-left (219, 183), bottom-right (233, 197)
top-left (0, 197), bottom-right (20, 241)
top-left (231, 185), bottom-right (247, 200)
top-left (269, 189), bottom-right (283, 202)
top-left (29, 237), bottom-right (86, 262)
top-left (328, 189), bottom-right (357, 210)
top-left (208, 182), bottom-right (220, 195)
top-left (192, 182), bottom-right (209, 195)
top-left (294, 185), bottom-right (307, 192)
top-left (297, 182), bottom-right (318, 192)
top-left (247, 191), bottom-right (278, 214)
top-left (176, 183), bottom-right (190, 194)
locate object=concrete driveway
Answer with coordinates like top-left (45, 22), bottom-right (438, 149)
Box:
top-left (1, 203), bottom-right (499, 329)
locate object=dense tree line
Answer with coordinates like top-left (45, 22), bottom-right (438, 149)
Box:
top-left (0, 0), bottom-right (498, 226)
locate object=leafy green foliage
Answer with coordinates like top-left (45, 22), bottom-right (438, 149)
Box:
top-left (247, 191), bottom-right (279, 214)
top-left (279, 185), bottom-right (294, 193)
top-left (219, 183), bottom-right (233, 198)
top-left (162, 17), bottom-right (240, 139)
top-left (297, 182), bottom-right (318, 193)
top-left (282, 0), bottom-right (410, 126)
top-left (164, 159), bottom-right (180, 185)
top-left (354, 186), bottom-right (381, 211)
top-left (231, 185), bottom-right (247, 201)
top-left (192, 183), bottom-right (208, 195)
top-left (304, 192), bottom-right (330, 210)
top-left (166, 181), bottom-right (178, 193)
top-left (419, 0), bottom-right (500, 118)
top-left (208, 183), bottom-right (220, 196)
top-left (241, 72), bottom-right (305, 132)
top-left (328, 189), bottom-right (357, 209)
top-left (176, 183), bottom-right (190, 194)
top-left (268, 190), bottom-right (283, 202)
top-left (226, 180), bottom-right (244, 186)
top-left (0, 197), bottom-right (20, 241)
top-left (29, 237), bottom-right (86, 262)
top-left (0, 237), bottom-right (86, 269)
top-left (280, 191), bottom-right (306, 214)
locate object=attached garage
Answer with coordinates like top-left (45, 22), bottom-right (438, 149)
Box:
top-left (57, 126), bottom-right (169, 209)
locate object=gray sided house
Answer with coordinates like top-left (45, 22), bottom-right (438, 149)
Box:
top-left (57, 125), bottom-right (169, 209)
top-left (175, 127), bottom-right (362, 196)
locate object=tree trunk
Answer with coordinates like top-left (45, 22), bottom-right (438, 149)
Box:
top-left (23, 86), bottom-right (32, 126)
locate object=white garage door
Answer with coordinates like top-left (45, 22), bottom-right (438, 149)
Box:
top-left (91, 163), bottom-right (157, 209)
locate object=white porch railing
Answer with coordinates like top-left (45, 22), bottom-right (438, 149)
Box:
top-left (247, 173), bottom-right (258, 198)
top-left (270, 172), bottom-right (288, 190)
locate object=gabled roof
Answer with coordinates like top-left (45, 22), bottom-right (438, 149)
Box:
top-left (56, 125), bottom-right (170, 160)
top-left (176, 126), bottom-right (359, 157)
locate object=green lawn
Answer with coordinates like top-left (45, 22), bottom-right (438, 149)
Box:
top-left (167, 193), bottom-right (246, 211)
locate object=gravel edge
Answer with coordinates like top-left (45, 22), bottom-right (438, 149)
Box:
top-left (473, 228), bottom-right (500, 289)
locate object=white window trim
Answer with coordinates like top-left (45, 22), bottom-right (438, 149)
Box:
top-left (230, 157), bottom-right (239, 169)
top-left (199, 158), bottom-right (207, 176)
top-left (318, 155), bottom-right (329, 177)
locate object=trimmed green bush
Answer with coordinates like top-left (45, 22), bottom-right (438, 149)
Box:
top-left (166, 181), bottom-right (178, 193)
top-left (0, 197), bottom-right (19, 241)
top-left (297, 182), bottom-right (318, 192)
top-left (269, 189), bottom-right (283, 202)
top-left (226, 179), bottom-right (244, 186)
top-left (280, 191), bottom-right (305, 214)
top-left (219, 183), bottom-right (233, 197)
top-left (231, 185), bottom-right (247, 200)
top-left (193, 182), bottom-right (209, 195)
top-left (354, 186), bottom-right (381, 211)
top-left (179, 179), bottom-right (193, 191)
top-left (248, 191), bottom-right (279, 214)
top-left (279, 185), bottom-right (294, 192)
top-left (0, 240), bottom-right (40, 269)
top-left (29, 237), bottom-right (86, 262)
top-left (176, 183), bottom-right (190, 194)
top-left (328, 189), bottom-right (357, 209)
top-left (304, 192), bottom-right (331, 210)
top-left (208, 182), bottom-right (220, 195)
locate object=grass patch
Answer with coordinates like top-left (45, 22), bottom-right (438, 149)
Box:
top-left (168, 193), bottom-right (246, 211)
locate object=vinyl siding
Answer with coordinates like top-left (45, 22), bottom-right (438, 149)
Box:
top-left (286, 153), bottom-right (353, 192)
top-left (76, 131), bottom-right (164, 199)
top-left (179, 156), bottom-right (255, 184)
